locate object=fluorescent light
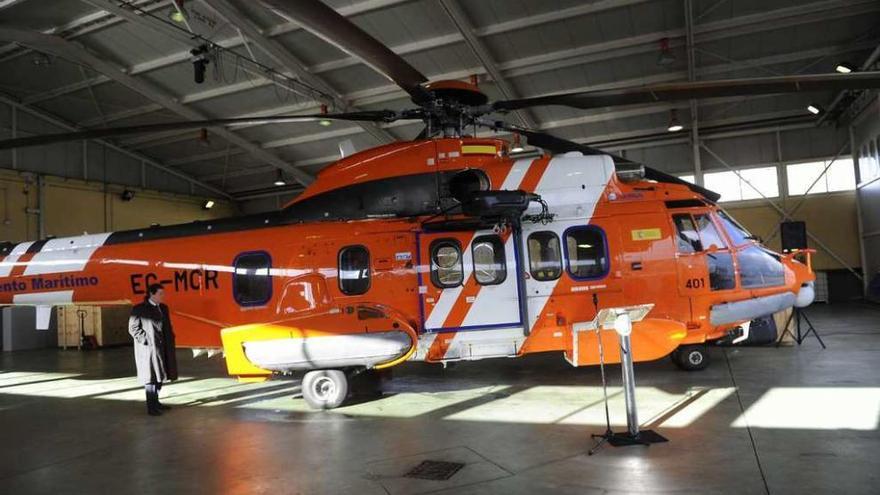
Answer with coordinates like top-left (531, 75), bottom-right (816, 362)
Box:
top-left (273, 170), bottom-right (286, 186)
top-left (835, 63), bottom-right (853, 74)
top-left (807, 105), bottom-right (821, 115)
top-left (667, 109), bottom-right (683, 132)
top-left (511, 145), bottom-right (525, 153)
top-left (203, 200), bottom-right (215, 210)
top-left (318, 119), bottom-right (333, 127)
top-left (577, 244), bottom-right (593, 249)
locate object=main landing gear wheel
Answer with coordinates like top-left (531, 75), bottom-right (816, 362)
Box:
top-left (672, 344), bottom-right (710, 371)
top-left (302, 370), bottom-right (348, 410)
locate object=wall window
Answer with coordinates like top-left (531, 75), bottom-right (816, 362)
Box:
top-left (786, 158), bottom-right (856, 195)
top-left (564, 227), bottom-right (608, 279)
top-left (430, 239), bottom-right (463, 288)
top-left (679, 174), bottom-right (695, 184)
top-left (233, 251), bottom-right (272, 306)
top-left (338, 245), bottom-right (370, 295)
top-left (471, 235), bottom-right (506, 285)
top-left (527, 231), bottom-right (562, 281)
top-left (703, 167), bottom-right (779, 202)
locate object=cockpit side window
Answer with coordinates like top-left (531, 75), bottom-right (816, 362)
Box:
top-left (693, 214), bottom-right (727, 250)
top-left (673, 214), bottom-right (701, 253)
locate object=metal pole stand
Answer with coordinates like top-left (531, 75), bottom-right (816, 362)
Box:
top-left (589, 313), bottom-right (668, 455)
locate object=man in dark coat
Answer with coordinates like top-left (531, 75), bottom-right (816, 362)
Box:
top-left (128, 283), bottom-right (178, 416)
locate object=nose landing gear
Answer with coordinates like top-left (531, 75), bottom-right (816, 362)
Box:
top-left (671, 344), bottom-right (710, 371)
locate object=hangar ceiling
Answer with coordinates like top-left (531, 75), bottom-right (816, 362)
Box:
top-left (0, 0), bottom-right (877, 206)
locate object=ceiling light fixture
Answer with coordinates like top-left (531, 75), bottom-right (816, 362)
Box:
top-left (318, 104), bottom-right (333, 127)
top-left (835, 63), bottom-right (854, 74)
top-left (511, 133), bottom-right (525, 153)
top-left (203, 200), bottom-right (215, 210)
top-left (273, 170), bottom-right (286, 187)
top-left (169, 0), bottom-right (188, 23)
top-left (807, 104), bottom-right (822, 115)
top-left (657, 38), bottom-right (676, 66)
top-left (667, 109), bottom-right (683, 132)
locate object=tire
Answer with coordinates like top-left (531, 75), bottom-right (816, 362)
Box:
top-left (672, 344), bottom-right (710, 371)
top-left (302, 370), bottom-right (348, 409)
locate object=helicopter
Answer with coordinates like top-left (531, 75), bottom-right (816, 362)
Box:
top-left (0, 0), bottom-right (873, 409)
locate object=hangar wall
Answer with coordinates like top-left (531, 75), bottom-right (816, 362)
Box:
top-left (0, 170), bottom-right (235, 243)
top-left (852, 95), bottom-right (880, 300)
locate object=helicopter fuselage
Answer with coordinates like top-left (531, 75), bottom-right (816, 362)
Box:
top-left (0, 138), bottom-right (814, 379)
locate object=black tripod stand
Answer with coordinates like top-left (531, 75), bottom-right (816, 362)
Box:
top-left (775, 307), bottom-right (825, 348)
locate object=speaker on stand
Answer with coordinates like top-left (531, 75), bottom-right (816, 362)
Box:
top-left (776, 221), bottom-right (825, 348)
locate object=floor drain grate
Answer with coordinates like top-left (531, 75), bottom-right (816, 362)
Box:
top-left (404, 460), bottom-right (465, 481)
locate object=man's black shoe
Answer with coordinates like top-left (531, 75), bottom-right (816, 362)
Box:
top-left (158, 403), bottom-right (172, 410)
top-left (148, 409), bottom-right (163, 416)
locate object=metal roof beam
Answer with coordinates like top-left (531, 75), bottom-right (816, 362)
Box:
top-left (20, 0), bottom-right (646, 105)
top-left (437, 0), bottom-right (535, 128)
top-left (201, 0), bottom-right (395, 144)
top-left (24, 0), bottom-right (873, 110)
top-left (129, 37), bottom-right (876, 153)
top-left (0, 0), bottom-right (169, 62)
top-left (19, 0), bottom-right (412, 103)
top-left (0, 26), bottom-right (314, 187)
top-left (65, 0), bottom-right (879, 132)
top-left (0, 93), bottom-right (235, 200)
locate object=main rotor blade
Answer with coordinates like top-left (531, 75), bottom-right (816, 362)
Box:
top-left (493, 122), bottom-right (721, 202)
top-left (492, 72), bottom-right (880, 111)
top-left (0, 111), bottom-right (408, 150)
top-left (263, 0), bottom-right (431, 103)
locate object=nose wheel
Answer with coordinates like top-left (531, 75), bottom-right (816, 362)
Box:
top-left (671, 344), bottom-right (710, 371)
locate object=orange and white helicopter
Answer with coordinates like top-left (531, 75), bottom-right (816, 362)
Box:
top-left (1, 0), bottom-right (876, 409)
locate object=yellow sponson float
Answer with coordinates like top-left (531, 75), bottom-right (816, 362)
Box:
top-left (221, 304), bottom-right (417, 382)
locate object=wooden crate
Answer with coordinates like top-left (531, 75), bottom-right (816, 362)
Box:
top-left (56, 305), bottom-right (132, 348)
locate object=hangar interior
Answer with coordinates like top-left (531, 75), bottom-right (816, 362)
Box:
top-left (0, 1), bottom-right (879, 494)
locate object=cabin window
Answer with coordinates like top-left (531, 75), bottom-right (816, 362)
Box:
top-left (472, 235), bottom-right (506, 285)
top-left (564, 226), bottom-right (608, 280)
top-left (233, 251), bottom-right (272, 306)
top-left (431, 239), bottom-right (463, 288)
top-left (527, 231), bottom-right (562, 281)
top-left (338, 245), bottom-right (371, 295)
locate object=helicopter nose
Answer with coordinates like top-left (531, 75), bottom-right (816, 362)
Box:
top-left (795, 281), bottom-right (815, 308)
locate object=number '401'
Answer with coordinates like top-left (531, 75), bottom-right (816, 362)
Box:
top-left (685, 278), bottom-right (706, 289)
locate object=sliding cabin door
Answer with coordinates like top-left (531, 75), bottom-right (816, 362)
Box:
top-left (417, 229), bottom-right (523, 333)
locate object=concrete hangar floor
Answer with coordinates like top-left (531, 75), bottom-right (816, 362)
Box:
top-left (0, 303), bottom-right (878, 495)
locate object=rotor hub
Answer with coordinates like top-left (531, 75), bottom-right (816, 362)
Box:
top-left (422, 80), bottom-right (488, 106)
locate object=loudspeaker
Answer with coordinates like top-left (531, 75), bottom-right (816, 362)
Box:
top-left (780, 221), bottom-right (807, 252)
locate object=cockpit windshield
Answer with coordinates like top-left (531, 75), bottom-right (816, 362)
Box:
top-left (717, 210), bottom-right (754, 246)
